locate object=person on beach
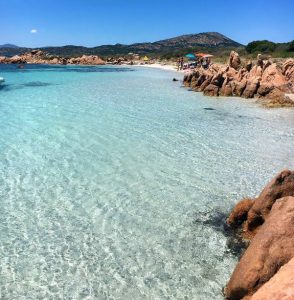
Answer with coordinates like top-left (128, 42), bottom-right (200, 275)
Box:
top-left (180, 57), bottom-right (184, 70)
top-left (177, 57), bottom-right (181, 71)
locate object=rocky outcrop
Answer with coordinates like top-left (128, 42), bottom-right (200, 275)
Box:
top-left (227, 170), bottom-right (294, 237)
top-left (0, 50), bottom-right (105, 65)
top-left (250, 257), bottom-right (294, 300)
top-left (183, 52), bottom-right (294, 107)
top-left (225, 170), bottom-right (294, 300)
top-left (229, 51), bottom-right (241, 70)
top-left (226, 196), bottom-right (294, 299)
top-left (283, 58), bottom-right (294, 92)
top-left (227, 198), bottom-right (254, 228)
top-left (67, 55), bottom-right (105, 65)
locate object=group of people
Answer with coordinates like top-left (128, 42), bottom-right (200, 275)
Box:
top-left (177, 56), bottom-right (212, 71)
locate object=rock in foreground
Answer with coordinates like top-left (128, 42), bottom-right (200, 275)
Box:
top-left (250, 257), bottom-right (294, 300)
top-left (227, 169), bottom-right (294, 237)
top-left (225, 170), bottom-right (294, 300)
top-left (226, 196), bottom-right (294, 299)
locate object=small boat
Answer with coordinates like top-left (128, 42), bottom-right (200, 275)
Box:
top-left (0, 77), bottom-right (5, 85)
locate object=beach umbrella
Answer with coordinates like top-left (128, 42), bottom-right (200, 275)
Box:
top-left (196, 53), bottom-right (214, 58)
top-left (143, 56), bottom-right (149, 61)
top-left (185, 53), bottom-right (196, 60)
top-left (195, 53), bottom-right (206, 57)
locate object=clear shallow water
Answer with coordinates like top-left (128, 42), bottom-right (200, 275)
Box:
top-left (0, 64), bottom-right (293, 300)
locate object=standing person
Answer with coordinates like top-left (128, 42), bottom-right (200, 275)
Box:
top-left (177, 57), bottom-right (181, 71)
top-left (180, 57), bottom-right (184, 70)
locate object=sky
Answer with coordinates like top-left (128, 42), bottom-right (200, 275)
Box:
top-left (0, 0), bottom-right (294, 47)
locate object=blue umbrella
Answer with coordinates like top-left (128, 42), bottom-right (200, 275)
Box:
top-left (185, 53), bottom-right (196, 60)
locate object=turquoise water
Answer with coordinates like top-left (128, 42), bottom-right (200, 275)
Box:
top-left (0, 64), bottom-right (293, 300)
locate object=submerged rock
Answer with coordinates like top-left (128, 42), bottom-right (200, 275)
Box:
top-left (203, 107), bottom-right (216, 110)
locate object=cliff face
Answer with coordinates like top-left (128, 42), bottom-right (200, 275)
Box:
top-left (183, 51), bottom-right (294, 107)
top-left (0, 50), bottom-right (105, 65)
top-left (225, 170), bottom-right (294, 300)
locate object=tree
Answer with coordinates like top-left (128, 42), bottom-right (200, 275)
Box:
top-left (287, 40), bottom-right (294, 52)
top-left (246, 40), bottom-right (277, 54)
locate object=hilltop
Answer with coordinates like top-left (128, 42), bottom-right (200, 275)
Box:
top-left (0, 44), bottom-right (19, 48)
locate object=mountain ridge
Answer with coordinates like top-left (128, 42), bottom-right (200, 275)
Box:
top-left (0, 32), bottom-right (242, 57)
top-left (0, 44), bottom-right (20, 48)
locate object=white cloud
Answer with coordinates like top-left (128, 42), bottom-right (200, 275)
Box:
top-left (30, 29), bottom-right (37, 34)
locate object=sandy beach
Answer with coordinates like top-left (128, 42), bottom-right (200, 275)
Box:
top-left (131, 62), bottom-right (189, 75)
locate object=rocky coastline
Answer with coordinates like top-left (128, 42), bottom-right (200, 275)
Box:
top-left (225, 170), bottom-right (294, 299)
top-left (183, 51), bottom-right (294, 107)
top-left (0, 49), bottom-right (105, 65)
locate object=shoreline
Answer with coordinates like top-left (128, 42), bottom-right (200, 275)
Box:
top-left (130, 63), bottom-right (181, 72)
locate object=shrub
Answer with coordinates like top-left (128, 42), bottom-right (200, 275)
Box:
top-left (287, 40), bottom-right (294, 52)
top-left (246, 40), bottom-right (277, 54)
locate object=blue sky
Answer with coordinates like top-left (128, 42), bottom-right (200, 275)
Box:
top-left (0, 0), bottom-right (293, 47)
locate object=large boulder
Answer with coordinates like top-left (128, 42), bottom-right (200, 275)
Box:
top-left (246, 170), bottom-right (294, 231)
top-left (282, 58), bottom-right (294, 92)
top-left (227, 198), bottom-right (254, 228)
top-left (248, 65), bottom-right (263, 78)
top-left (203, 83), bottom-right (219, 96)
top-left (227, 170), bottom-right (294, 236)
top-left (250, 257), bottom-right (294, 300)
top-left (245, 61), bottom-right (252, 72)
top-left (242, 77), bottom-right (260, 98)
top-left (260, 63), bottom-right (289, 93)
top-left (0, 56), bottom-right (8, 63)
top-left (229, 51), bottom-right (241, 70)
top-left (231, 79), bottom-right (247, 96)
top-left (225, 196), bottom-right (294, 300)
top-left (194, 74), bottom-right (207, 89)
top-left (183, 73), bottom-right (193, 86)
top-left (283, 58), bottom-right (294, 80)
top-left (258, 88), bottom-right (294, 108)
top-left (199, 78), bottom-right (211, 91)
top-left (67, 55), bottom-right (105, 65)
top-left (219, 77), bottom-right (233, 96)
top-left (10, 55), bottom-right (25, 64)
top-left (211, 72), bottom-right (225, 87)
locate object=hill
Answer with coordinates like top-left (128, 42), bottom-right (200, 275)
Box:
top-left (245, 40), bottom-right (294, 58)
top-left (0, 44), bottom-right (19, 48)
top-left (0, 32), bottom-right (242, 58)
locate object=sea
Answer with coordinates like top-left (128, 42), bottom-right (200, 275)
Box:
top-left (0, 64), bottom-right (293, 299)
